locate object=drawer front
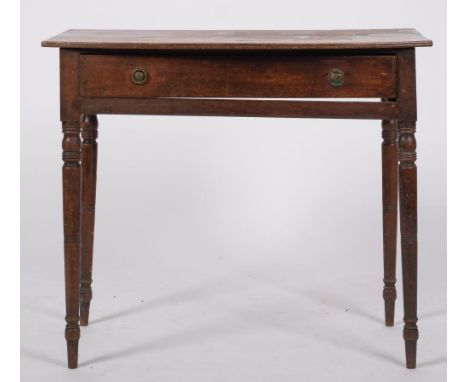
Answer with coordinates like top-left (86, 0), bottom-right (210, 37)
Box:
top-left (79, 54), bottom-right (396, 98)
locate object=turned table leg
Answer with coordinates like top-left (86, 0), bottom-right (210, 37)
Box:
top-left (381, 119), bottom-right (398, 326)
top-left (62, 120), bottom-right (82, 369)
top-left (398, 120), bottom-right (418, 369)
top-left (80, 114), bottom-right (98, 326)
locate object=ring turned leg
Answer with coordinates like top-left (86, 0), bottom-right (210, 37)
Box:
top-left (80, 115), bottom-right (99, 326)
top-left (62, 120), bottom-right (82, 368)
top-left (381, 119), bottom-right (398, 326)
top-left (398, 120), bottom-right (418, 369)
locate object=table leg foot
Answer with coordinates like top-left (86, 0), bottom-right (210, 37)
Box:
top-left (384, 298), bottom-right (395, 327)
top-left (404, 328), bottom-right (418, 369)
top-left (65, 325), bottom-right (80, 369)
top-left (79, 300), bottom-right (90, 326)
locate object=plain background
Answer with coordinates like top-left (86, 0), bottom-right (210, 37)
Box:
top-left (21, 0), bottom-right (446, 381)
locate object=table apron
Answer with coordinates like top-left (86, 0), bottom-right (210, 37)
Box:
top-left (81, 98), bottom-right (397, 120)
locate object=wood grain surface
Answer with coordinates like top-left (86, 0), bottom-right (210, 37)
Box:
top-left (42, 29), bottom-right (432, 50)
top-left (79, 54), bottom-right (396, 98)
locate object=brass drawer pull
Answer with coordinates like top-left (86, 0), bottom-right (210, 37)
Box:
top-left (327, 68), bottom-right (345, 87)
top-left (132, 68), bottom-right (148, 84)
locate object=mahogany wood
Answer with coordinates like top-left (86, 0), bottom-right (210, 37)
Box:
top-left (83, 98), bottom-right (397, 120)
top-left (42, 29), bottom-right (432, 50)
top-left (60, 49), bottom-right (81, 369)
top-left (42, 29), bottom-right (431, 370)
top-left (80, 114), bottom-right (98, 326)
top-left (396, 49), bottom-right (419, 369)
top-left (381, 118), bottom-right (398, 327)
top-left (79, 54), bottom-right (396, 98)
top-left (61, 120), bottom-right (81, 369)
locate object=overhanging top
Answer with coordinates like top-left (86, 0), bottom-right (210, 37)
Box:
top-left (42, 29), bottom-right (432, 50)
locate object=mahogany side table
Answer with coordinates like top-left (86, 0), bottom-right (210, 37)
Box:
top-left (42, 29), bottom-right (432, 369)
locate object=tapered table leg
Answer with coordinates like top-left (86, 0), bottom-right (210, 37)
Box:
top-left (381, 119), bottom-right (398, 326)
top-left (62, 120), bottom-right (82, 369)
top-left (80, 114), bottom-right (98, 326)
top-left (398, 120), bottom-right (418, 369)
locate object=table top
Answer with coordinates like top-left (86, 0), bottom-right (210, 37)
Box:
top-left (42, 29), bottom-right (432, 50)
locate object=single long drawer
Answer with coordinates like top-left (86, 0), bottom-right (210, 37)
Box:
top-left (79, 54), bottom-right (396, 98)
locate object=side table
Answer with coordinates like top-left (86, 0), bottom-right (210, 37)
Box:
top-left (42, 29), bottom-right (432, 369)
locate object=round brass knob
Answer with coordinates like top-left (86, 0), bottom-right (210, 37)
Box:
top-left (132, 68), bottom-right (148, 85)
top-left (327, 68), bottom-right (345, 87)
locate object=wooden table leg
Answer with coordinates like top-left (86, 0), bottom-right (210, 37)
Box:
top-left (80, 114), bottom-right (98, 326)
top-left (62, 120), bottom-right (82, 369)
top-left (398, 120), bottom-right (418, 369)
top-left (381, 119), bottom-right (398, 326)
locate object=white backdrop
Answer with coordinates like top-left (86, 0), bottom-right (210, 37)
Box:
top-left (21, 1), bottom-right (446, 381)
